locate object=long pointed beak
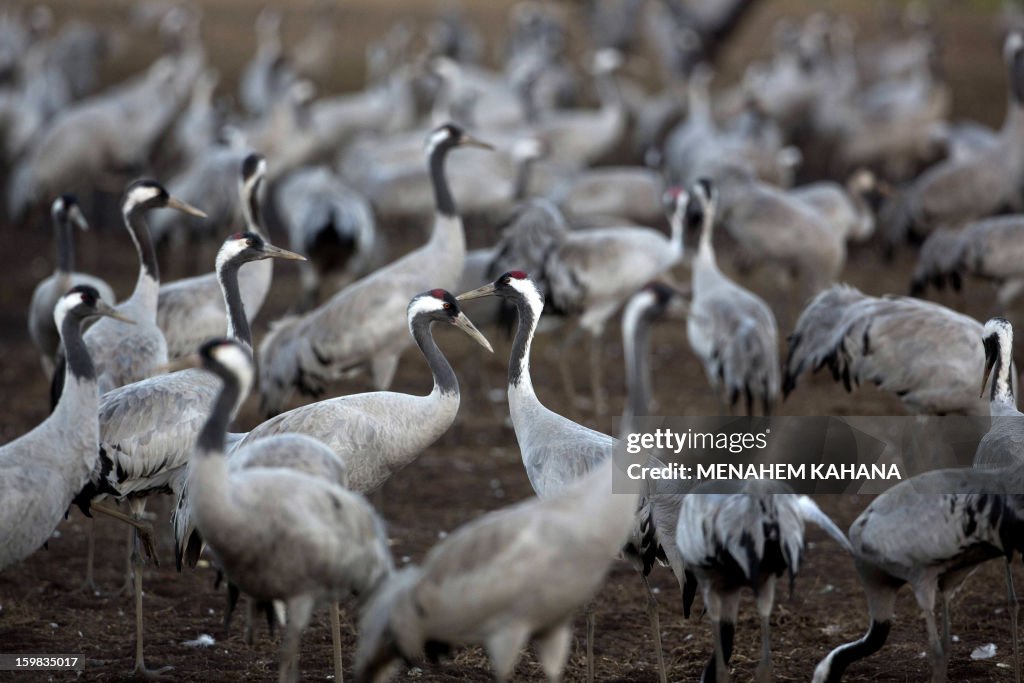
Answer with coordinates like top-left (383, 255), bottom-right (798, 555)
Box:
top-left (95, 300), bottom-right (134, 324)
top-left (456, 282), bottom-right (497, 301)
top-left (155, 352), bottom-right (200, 375)
top-left (69, 205), bottom-right (89, 231)
top-left (452, 311), bottom-right (493, 352)
top-left (262, 243), bottom-right (307, 261)
top-left (167, 196), bottom-right (208, 218)
top-left (458, 133), bottom-right (494, 151)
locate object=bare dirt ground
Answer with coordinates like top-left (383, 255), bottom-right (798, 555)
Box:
top-left (1, 1), bottom-right (1022, 681)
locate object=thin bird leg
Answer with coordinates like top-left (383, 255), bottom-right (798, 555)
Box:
top-left (640, 575), bottom-right (668, 683)
top-left (754, 577), bottom-right (776, 683)
top-left (585, 600), bottom-right (596, 683)
top-left (914, 584), bottom-right (945, 683)
top-left (76, 518), bottom-right (98, 594)
top-left (244, 596), bottom-right (256, 646)
top-left (558, 325), bottom-right (585, 415)
top-left (588, 327), bottom-right (608, 415)
top-left (1007, 559), bottom-right (1021, 683)
top-left (941, 592), bottom-right (951, 656)
top-left (330, 602), bottom-right (344, 683)
top-left (91, 502), bottom-right (158, 563)
top-left (132, 525), bottom-right (172, 678)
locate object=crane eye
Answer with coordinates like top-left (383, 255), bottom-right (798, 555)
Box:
top-left (443, 302), bottom-right (451, 309)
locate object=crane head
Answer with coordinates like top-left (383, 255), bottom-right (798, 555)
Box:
top-left (408, 290), bottom-right (492, 353)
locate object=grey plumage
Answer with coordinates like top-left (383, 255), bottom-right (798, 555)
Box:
top-left (72, 231), bottom-right (303, 677)
top-left (257, 123), bottom-right (491, 416)
top-left (488, 191), bottom-right (683, 413)
top-left (882, 32), bottom-right (1024, 246)
top-left (1, 287), bottom-right (127, 571)
top-left (911, 215), bottom-right (1024, 304)
top-left (813, 472), bottom-right (1024, 683)
top-left (684, 180), bottom-right (781, 415)
top-left (189, 339), bottom-right (392, 683)
top-left (784, 284), bottom-right (1005, 415)
top-left (678, 480), bottom-right (852, 683)
top-left (275, 164), bottom-right (378, 308)
top-left (356, 455), bottom-right (640, 683)
top-left (157, 154), bottom-right (278, 359)
top-left (54, 180), bottom-right (207, 401)
top-left (814, 318), bottom-right (1024, 683)
top-left (457, 271), bottom-right (670, 682)
top-left (28, 194), bottom-right (115, 377)
top-left (174, 290), bottom-right (491, 569)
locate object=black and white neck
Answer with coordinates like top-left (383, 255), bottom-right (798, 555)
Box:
top-left (408, 308), bottom-right (459, 397)
top-left (215, 240), bottom-right (256, 351)
top-left (425, 127), bottom-right (461, 218)
top-left (507, 277), bottom-right (545, 394)
top-left (52, 196), bottom-right (76, 276)
top-left (1003, 32), bottom-right (1024, 139)
top-left (239, 154), bottom-right (267, 238)
top-left (121, 183), bottom-right (163, 297)
top-left (692, 180), bottom-right (718, 266)
top-left (54, 291), bottom-right (97, 386)
top-left (196, 341), bottom-right (254, 457)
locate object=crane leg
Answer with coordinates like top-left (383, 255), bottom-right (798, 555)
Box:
top-left (913, 584), bottom-right (946, 683)
top-left (279, 594), bottom-right (314, 683)
top-left (588, 328), bottom-right (608, 415)
top-left (535, 622), bottom-right (572, 682)
top-left (754, 578), bottom-right (776, 683)
top-left (585, 601), bottom-right (596, 683)
top-left (330, 602), bottom-right (344, 683)
top-left (1007, 559), bottom-right (1021, 683)
top-left (558, 325), bottom-right (584, 415)
top-left (76, 517), bottom-right (99, 594)
top-left (131, 521), bottom-right (172, 678)
top-left (641, 575), bottom-right (668, 683)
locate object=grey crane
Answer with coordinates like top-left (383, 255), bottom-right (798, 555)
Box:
top-left (72, 232), bottom-right (303, 676)
top-left (813, 320), bottom-right (1024, 683)
top-left (356, 450), bottom-right (642, 683)
top-left (882, 32), bottom-right (1024, 246)
top-left (239, 8), bottom-right (293, 118)
top-left (682, 179), bottom-right (781, 415)
top-left (173, 288), bottom-right (491, 569)
top-left (677, 481), bottom-right (852, 683)
top-left (51, 180), bottom-right (206, 403)
top-left (784, 284), bottom-right (1001, 416)
top-left (274, 165), bottom-right (378, 309)
top-left (789, 169), bottom-right (881, 244)
top-left (218, 432), bottom-right (348, 648)
top-left (257, 123), bottom-right (492, 417)
top-left (1, 286), bottom-right (133, 572)
top-left (911, 215), bottom-right (1024, 306)
top-left (28, 194), bottom-right (115, 377)
top-left (713, 166), bottom-right (845, 312)
top-left (486, 194), bottom-right (685, 414)
top-left (157, 154), bottom-right (284, 359)
top-left (814, 483), bottom-right (1024, 683)
top-left (187, 338), bottom-right (392, 683)
top-left (458, 271), bottom-right (672, 683)
top-left (8, 51), bottom-right (199, 221)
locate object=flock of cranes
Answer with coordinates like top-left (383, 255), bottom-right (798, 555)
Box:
top-left (4, 0), bottom-right (1024, 681)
